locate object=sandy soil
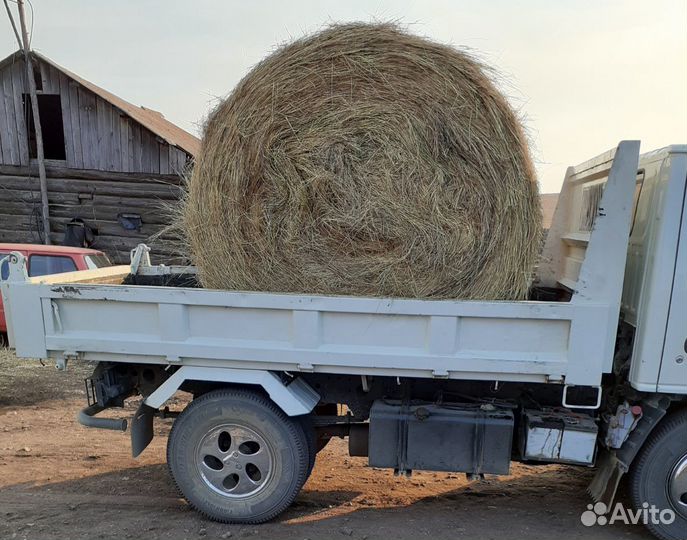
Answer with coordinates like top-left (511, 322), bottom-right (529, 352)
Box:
top-left (0, 348), bottom-right (652, 540)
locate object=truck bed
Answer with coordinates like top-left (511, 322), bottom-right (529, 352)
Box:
top-left (1, 142), bottom-right (643, 390)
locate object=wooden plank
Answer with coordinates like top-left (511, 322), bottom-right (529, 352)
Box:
top-left (131, 124), bottom-right (142, 172)
top-left (0, 200), bottom-right (42, 215)
top-left (0, 228), bottom-right (39, 244)
top-left (45, 63), bottom-right (61, 94)
top-left (78, 88), bottom-right (97, 169)
top-left (0, 163), bottom-right (184, 184)
top-left (178, 148), bottom-right (190, 175)
top-left (151, 138), bottom-right (160, 174)
top-left (28, 265), bottom-right (130, 285)
top-left (67, 80), bottom-right (83, 168)
top-left (119, 115), bottom-right (129, 172)
top-left (127, 118), bottom-right (134, 172)
top-left (159, 143), bottom-right (170, 174)
top-left (170, 147), bottom-right (180, 174)
top-left (56, 204), bottom-right (172, 226)
top-left (179, 148), bottom-right (191, 176)
top-left (0, 215), bottom-right (44, 233)
top-left (38, 61), bottom-right (49, 92)
top-left (0, 213), bottom-right (155, 238)
top-left (96, 97), bottom-right (110, 170)
top-left (110, 108), bottom-right (122, 172)
top-left (0, 69), bottom-right (19, 165)
top-left (0, 175), bottom-right (181, 199)
top-left (51, 219), bottom-right (157, 239)
top-left (140, 128), bottom-right (152, 173)
top-left (2, 197), bottom-right (176, 226)
top-left (10, 61), bottom-right (29, 166)
top-left (1, 198), bottom-right (173, 228)
top-left (58, 72), bottom-right (74, 166)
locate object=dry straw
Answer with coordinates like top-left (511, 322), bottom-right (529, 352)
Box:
top-left (181, 23), bottom-right (541, 299)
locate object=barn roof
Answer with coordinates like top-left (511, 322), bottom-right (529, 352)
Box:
top-left (0, 50), bottom-right (200, 156)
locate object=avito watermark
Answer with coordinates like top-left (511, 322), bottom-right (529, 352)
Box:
top-left (581, 502), bottom-right (676, 527)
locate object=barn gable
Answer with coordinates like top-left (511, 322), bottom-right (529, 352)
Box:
top-left (0, 50), bottom-right (198, 173)
top-left (0, 50), bottom-right (199, 263)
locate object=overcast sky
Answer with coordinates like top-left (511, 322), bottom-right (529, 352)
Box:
top-left (2, 0), bottom-right (686, 192)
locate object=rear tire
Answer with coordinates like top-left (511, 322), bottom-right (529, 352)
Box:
top-left (297, 415), bottom-right (317, 479)
top-left (167, 388), bottom-right (309, 523)
top-left (629, 408), bottom-right (687, 540)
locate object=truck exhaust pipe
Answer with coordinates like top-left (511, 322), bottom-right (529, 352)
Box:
top-left (77, 404), bottom-right (128, 432)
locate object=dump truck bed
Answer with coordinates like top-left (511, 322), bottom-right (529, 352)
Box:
top-left (4, 273), bottom-right (608, 385)
top-left (0, 142), bottom-right (648, 390)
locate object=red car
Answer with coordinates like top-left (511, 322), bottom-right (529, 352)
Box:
top-left (0, 243), bottom-right (112, 334)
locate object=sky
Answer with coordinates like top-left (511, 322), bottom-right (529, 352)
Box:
top-left (2, 0), bottom-right (686, 193)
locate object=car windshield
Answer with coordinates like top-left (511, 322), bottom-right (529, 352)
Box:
top-left (85, 254), bottom-right (112, 269)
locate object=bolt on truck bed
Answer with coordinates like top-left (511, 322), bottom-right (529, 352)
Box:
top-left (1, 141), bottom-right (647, 392)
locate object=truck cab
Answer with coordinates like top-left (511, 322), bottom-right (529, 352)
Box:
top-left (0, 243), bottom-right (111, 334)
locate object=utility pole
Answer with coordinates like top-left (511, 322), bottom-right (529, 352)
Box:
top-left (16, 0), bottom-right (51, 244)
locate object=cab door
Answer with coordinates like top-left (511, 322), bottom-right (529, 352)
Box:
top-left (658, 178), bottom-right (687, 392)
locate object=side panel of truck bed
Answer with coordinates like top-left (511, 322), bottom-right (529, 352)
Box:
top-left (7, 280), bottom-right (610, 385)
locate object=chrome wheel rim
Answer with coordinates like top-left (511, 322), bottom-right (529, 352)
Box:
top-left (669, 453), bottom-right (687, 519)
top-left (195, 423), bottom-right (274, 499)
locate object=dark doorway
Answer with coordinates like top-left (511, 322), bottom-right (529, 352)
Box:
top-left (23, 94), bottom-right (66, 160)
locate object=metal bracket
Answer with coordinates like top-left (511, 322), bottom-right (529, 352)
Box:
top-left (297, 363), bottom-right (315, 372)
top-left (129, 244), bottom-right (152, 274)
top-left (6, 251), bottom-right (29, 282)
top-left (562, 384), bottom-right (602, 409)
top-left (57, 351), bottom-right (77, 371)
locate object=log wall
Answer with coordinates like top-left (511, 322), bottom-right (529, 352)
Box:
top-left (0, 164), bottom-right (185, 264)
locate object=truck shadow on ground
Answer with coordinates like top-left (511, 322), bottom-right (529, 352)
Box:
top-left (0, 462), bottom-right (651, 540)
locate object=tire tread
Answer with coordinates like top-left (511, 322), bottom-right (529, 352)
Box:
top-left (166, 387), bottom-right (309, 524)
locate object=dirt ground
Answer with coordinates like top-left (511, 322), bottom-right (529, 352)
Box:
top-left (0, 347), bottom-right (652, 540)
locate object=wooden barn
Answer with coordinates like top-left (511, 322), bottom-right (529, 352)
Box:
top-left (0, 50), bottom-right (200, 263)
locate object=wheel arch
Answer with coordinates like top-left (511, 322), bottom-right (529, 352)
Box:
top-left (144, 366), bottom-right (319, 416)
top-left (131, 367), bottom-right (319, 458)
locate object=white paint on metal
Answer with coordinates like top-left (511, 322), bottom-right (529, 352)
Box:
top-left (623, 146), bottom-right (687, 391)
top-left (143, 366), bottom-right (319, 416)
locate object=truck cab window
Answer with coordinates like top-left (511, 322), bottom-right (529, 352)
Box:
top-left (28, 255), bottom-right (77, 277)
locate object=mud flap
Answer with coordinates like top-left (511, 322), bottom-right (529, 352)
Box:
top-left (131, 403), bottom-right (156, 457)
top-left (588, 449), bottom-right (626, 508)
top-left (587, 397), bottom-right (669, 509)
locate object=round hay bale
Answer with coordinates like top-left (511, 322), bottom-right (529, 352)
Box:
top-left (183, 23), bottom-right (541, 299)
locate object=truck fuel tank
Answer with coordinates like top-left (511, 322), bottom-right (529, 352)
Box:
top-left (368, 399), bottom-right (514, 475)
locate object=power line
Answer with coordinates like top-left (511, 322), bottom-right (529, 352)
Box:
top-left (2, 0), bottom-right (23, 49)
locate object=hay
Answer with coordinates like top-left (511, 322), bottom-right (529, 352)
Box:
top-left (182, 23), bottom-right (541, 299)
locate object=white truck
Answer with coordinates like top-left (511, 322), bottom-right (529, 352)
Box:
top-left (1, 141), bottom-right (685, 540)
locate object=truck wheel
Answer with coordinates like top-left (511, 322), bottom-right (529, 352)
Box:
top-left (167, 388), bottom-right (309, 523)
top-left (297, 415), bottom-right (317, 479)
top-left (629, 408), bottom-right (687, 540)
